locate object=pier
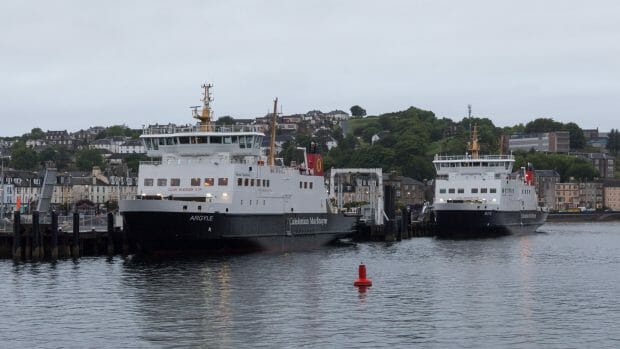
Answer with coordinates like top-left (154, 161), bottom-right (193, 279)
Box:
top-left (0, 211), bottom-right (131, 261)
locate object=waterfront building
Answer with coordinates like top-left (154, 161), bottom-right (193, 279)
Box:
top-left (383, 173), bottom-right (426, 208)
top-left (604, 186), bottom-right (620, 211)
top-left (555, 181), bottom-right (604, 210)
top-left (572, 152), bottom-right (615, 178)
top-left (118, 139), bottom-right (146, 154)
top-left (508, 131), bottom-right (570, 153)
top-left (534, 170), bottom-right (560, 210)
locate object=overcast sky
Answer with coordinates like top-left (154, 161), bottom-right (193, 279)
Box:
top-left (2, 0), bottom-right (619, 137)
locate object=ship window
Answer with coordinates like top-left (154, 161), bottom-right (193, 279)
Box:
top-left (448, 188), bottom-right (455, 194)
top-left (230, 136), bottom-right (238, 143)
top-left (210, 136), bottom-right (222, 144)
top-left (218, 178), bottom-right (228, 186)
top-left (309, 182), bottom-right (313, 189)
top-left (266, 180), bottom-right (270, 187)
top-left (171, 178), bottom-right (181, 186)
top-left (481, 188), bottom-right (488, 193)
top-left (471, 188), bottom-right (478, 193)
top-left (237, 178), bottom-right (242, 186)
top-left (157, 178), bottom-right (167, 186)
top-left (159, 138), bottom-right (166, 145)
top-left (144, 178), bottom-right (154, 186)
top-left (256, 179), bottom-right (261, 187)
top-left (179, 137), bottom-right (190, 144)
top-left (490, 188), bottom-right (497, 193)
top-left (165, 138), bottom-right (174, 145)
top-left (457, 188), bottom-right (464, 193)
top-left (439, 189), bottom-right (446, 194)
top-left (300, 181), bottom-right (303, 189)
top-left (152, 139), bottom-right (158, 150)
top-left (251, 179), bottom-right (255, 186)
top-left (254, 136), bottom-right (261, 148)
top-left (304, 182), bottom-right (308, 189)
top-left (204, 178), bottom-right (214, 186)
top-left (196, 136), bottom-right (208, 144)
top-left (191, 178), bottom-right (201, 186)
top-left (224, 136), bottom-right (232, 144)
top-left (244, 178), bottom-right (249, 186)
top-left (482, 162), bottom-right (488, 167)
top-left (262, 179), bottom-right (267, 187)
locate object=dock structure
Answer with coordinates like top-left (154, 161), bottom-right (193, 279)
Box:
top-left (329, 168), bottom-right (436, 241)
top-left (0, 211), bottom-right (130, 261)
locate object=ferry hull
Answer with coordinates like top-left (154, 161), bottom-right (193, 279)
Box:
top-left (434, 209), bottom-right (548, 238)
top-left (121, 210), bottom-right (357, 254)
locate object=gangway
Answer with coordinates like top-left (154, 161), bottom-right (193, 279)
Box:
top-left (36, 167), bottom-right (57, 213)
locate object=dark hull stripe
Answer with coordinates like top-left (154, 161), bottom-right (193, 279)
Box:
top-left (434, 210), bottom-right (548, 238)
top-left (122, 211), bottom-right (357, 253)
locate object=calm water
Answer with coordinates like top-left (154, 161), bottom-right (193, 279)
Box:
top-left (2, 222), bottom-right (620, 348)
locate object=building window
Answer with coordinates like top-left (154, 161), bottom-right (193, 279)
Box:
top-left (171, 178), bottom-right (181, 186)
top-left (157, 178), bottom-right (167, 186)
top-left (218, 178), bottom-right (228, 186)
top-left (144, 178), bottom-right (154, 186)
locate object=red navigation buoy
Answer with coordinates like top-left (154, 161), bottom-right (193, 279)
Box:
top-left (354, 263), bottom-right (372, 287)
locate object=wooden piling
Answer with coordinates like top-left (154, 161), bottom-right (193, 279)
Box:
top-left (72, 212), bottom-right (80, 258)
top-left (51, 211), bottom-right (58, 260)
top-left (32, 211), bottom-right (41, 260)
top-left (107, 213), bottom-right (114, 255)
top-left (12, 211), bottom-right (22, 261)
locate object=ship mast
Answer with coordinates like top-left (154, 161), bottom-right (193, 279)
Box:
top-left (469, 124), bottom-right (480, 159)
top-left (268, 97), bottom-right (278, 166)
top-left (195, 83), bottom-right (214, 132)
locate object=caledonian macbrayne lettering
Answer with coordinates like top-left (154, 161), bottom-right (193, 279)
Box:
top-left (289, 217), bottom-right (328, 225)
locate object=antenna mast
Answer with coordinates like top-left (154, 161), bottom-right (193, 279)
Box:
top-left (268, 97), bottom-right (278, 166)
top-left (195, 83), bottom-right (214, 132)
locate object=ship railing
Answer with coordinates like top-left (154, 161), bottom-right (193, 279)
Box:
top-left (142, 124), bottom-right (262, 135)
top-left (434, 154), bottom-right (514, 161)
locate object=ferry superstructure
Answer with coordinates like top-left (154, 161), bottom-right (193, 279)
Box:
top-left (119, 84), bottom-right (357, 253)
top-left (432, 126), bottom-right (547, 238)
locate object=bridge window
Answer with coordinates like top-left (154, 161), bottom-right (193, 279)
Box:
top-left (490, 188), bottom-right (497, 193)
top-left (157, 178), bottom-right (167, 186)
top-left (218, 178), bottom-right (228, 186)
top-left (309, 182), bottom-right (313, 189)
top-left (256, 179), bottom-right (261, 187)
top-left (204, 178), bottom-right (214, 186)
top-left (439, 189), bottom-right (446, 194)
top-left (251, 179), bottom-right (255, 186)
top-left (144, 178), bottom-right (154, 186)
top-left (210, 136), bottom-right (222, 144)
top-left (448, 188), bottom-right (455, 194)
top-left (481, 188), bottom-right (488, 193)
top-left (171, 178), bottom-right (180, 186)
top-left (191, 178), bottom-right (201, 186)
top-left (471, 188), bottom-right (478, 193)
top-left (457, 188), bottom-right (464, 194)
top-left (179, 137), bottom-right (190, 144)
top-left (244, 178), bottom-right (249, 186)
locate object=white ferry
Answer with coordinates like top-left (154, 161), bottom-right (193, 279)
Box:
top-left (119, 84), bottom-right (357, 253)
top-left (432, 126), bottom-right (547, 238)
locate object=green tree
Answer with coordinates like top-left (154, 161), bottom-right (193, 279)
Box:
top-left (9, 142), bottom-right (38, 170)
top-left (350, 105), bottom-right (367, 118)
top-left (563, 122), bottom-right (586, 150)
top-left (124, 153), bottom-right (149, 173)
top-left (215, 116), bottom-right (235, 126)
top-left (75, 149), bottom-right (103, 170)
top-left (30, 127), bottom-right (45, 140)
top-left (524, 118), bottom-right (563, 133)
